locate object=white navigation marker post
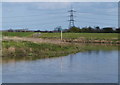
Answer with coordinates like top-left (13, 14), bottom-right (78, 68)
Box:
top-left (61, 29), bottom-right (62, 40)
top-left (60, 26), bottom-right (62, 40)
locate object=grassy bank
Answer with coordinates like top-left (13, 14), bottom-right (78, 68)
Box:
top-left (2, 41), bottom-right (81, 61)
top-left (2, 40), bottom-right (118, 62)
top-left (2, 32), bottom-right (34, 37)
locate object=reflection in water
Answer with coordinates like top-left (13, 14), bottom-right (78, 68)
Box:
top-left (69, 54), bottom-right (74, 68)
top-left (60, 57), bottom-right (63, 73)
top-left (94, 50), bottom-right (100, 55)
top-left (2, 50), bottom-right (118, 83)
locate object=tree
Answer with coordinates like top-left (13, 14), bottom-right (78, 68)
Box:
top-left (88, 26), bottom-right (94, 33)
top-left (95, 26), bottom-right (101, 33)
top-left (81, 26), bottom-right (94, 33)
top-left (102, 27), bottom-right (113, 33)
top-left (67, 26), bottom-right (81, 33)
top-left (116, 28), bottom-right (120, 33)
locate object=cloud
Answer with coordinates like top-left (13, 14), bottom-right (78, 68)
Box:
top-left (2, 2), bottom-right (118, 30)
top-left (73, 2), bottom-right (117, 16)
top-left (34, 2), bottom-right (71, 10)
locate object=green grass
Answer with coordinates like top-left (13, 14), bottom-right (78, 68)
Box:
top-left (2, 32), bottom-right (35, 37)
top-left (2, 41), bottom-right (81, 60)
top-left (2, 40), bottom-right (118, 62)
top-left (2, 32), bottom-right (119, 44)
top-left (0, 31), bottom-right (2, 38)
top-left (40, 33), bottom-right (118, 40)
top-left (2, 32), bottom-right (118, 40)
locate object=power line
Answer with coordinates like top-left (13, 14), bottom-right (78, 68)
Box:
top-left (2, 12), bottom-right (117, 18)
top-left (76, 16), bottom-right (117, 21)
top-left (2, 18), bottom-right (66, 23)
top-left (1, 12), bottom-right (117, 24)
top-left (76, 20), bottom-right (117, 26)
top-left (2, 16), bottom-right (117, 23)
top-left (2, 18), bottom-right (116, 27)
top-left (1, 7), bottom-right (118, 29)
top-left (77, 12), bottom-right (118, 17)
top-left (1, 11), bottom-right (68, 18)
top-left (2, 21), bottom-right (66, 28)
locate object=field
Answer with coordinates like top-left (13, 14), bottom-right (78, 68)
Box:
top-left (2, 32), bottom-right (118, 39)
top-left (39, 33), bottom-right (118, 40)
top-left (2, 32), bottom-right (120, 44)
top-left (2, 32), bottom-right (34, 37)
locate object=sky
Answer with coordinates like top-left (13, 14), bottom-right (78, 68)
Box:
top-left (1, 2), bottom-right (118, 31)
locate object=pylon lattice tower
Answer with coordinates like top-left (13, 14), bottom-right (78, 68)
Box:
top-left (68, 7), bottom-right (76, 28)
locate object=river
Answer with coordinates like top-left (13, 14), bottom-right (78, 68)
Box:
top-left (2, 50), bottom-right (118, 83)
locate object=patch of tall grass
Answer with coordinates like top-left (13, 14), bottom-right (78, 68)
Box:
top-left (2, 40), bottom-right (118, 62)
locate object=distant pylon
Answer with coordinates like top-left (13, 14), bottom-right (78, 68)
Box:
top-left (68, 6), bottom-right (76, 28)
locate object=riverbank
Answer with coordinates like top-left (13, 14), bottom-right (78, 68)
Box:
top-left (2, 32), bottom-right (120, 62)
top-left (2, 40), bottom-right (81, 61)
top-left (2, 40), bottom-right (119, 62)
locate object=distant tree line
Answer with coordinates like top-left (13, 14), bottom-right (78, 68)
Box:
top-left (65, 26), bottom-right (120, 33)
top-left (5, 26), bottom-right (120, 33)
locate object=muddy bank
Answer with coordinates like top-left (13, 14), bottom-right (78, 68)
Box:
top-left (62, 38), bottom-right (120, 44)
